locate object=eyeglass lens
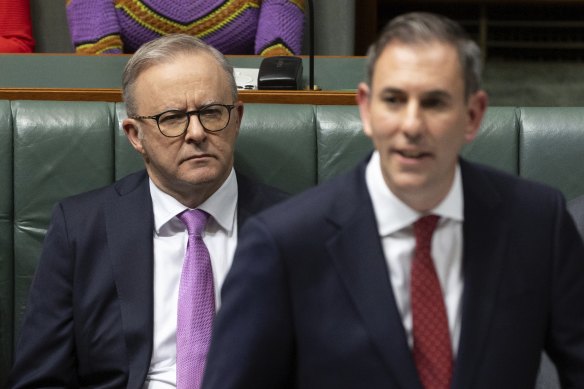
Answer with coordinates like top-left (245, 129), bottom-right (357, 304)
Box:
top-left (158, 105), bottom-right (230, 136)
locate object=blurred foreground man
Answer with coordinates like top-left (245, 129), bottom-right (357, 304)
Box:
top-left (9, 34), bottom-right (285, 388)
top-left (568, 195), bottom-right (584, 240)
top-left (203, 12), bottom-right (584, 389)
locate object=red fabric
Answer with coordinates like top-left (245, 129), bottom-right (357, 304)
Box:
top-left (411, 215), bottom-right (453, 389)
top-left (0, 0), bottom-right (35, 53)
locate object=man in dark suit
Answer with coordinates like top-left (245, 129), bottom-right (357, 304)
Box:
top-left (568, 195), bottom-right (584, 240)
top-left (203, 12), bottom-right (584, 389)
top-left (8, 34), bottom-right (285, 388)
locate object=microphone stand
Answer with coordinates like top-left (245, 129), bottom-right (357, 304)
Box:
top-left (306, 0), bottom-right (318, 91)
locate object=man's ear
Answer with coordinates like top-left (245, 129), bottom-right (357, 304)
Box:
top-left (357, 82), bottom-right (373, 138)
top-left (234, 101), bottom-right (244, 136)
top-left (465, 90), bottom-right (488, 143)
top-left (122, 118), bottom-right (145, 155)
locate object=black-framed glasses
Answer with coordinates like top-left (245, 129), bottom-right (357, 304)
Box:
top-left (130, 104), bottom-right (236, 137)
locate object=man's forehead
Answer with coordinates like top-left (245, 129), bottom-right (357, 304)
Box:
top-left (371, 41), bottom-right (464, 91)
top-left (132, 55), bottom-right (231, 107)
top-left (377, 39), bottom-right (460, 65)
top-left (133, 53), bottom-right (228, 91)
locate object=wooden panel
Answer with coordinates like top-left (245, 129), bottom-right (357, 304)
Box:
top-left (0, 88), bottom-right (358, 105)
top-left (239, 90), bottom-right (357, 105)
top-left (0, 88), bottom-right (122, 102)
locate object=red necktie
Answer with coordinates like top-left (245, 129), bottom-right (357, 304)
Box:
top-left (411, 215), bottom-right (453, 389)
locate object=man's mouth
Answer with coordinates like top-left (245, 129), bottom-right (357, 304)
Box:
top-left (396, 150), bottom-right (431, 159)
top-left (182, 154), bottom-right (213, 163)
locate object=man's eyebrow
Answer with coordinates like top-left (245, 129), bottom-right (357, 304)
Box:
top-left (379, 87), bottom-right (406, 95)
top-left (377, 88), bottom-right (454, 101)
top-left (199, 99), bottom-right (230, 107)
top-left (422, 90), bottom-right (453, 100)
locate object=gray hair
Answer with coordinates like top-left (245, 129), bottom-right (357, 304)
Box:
top-left (365, 12), bottom-right (482, 98)
top-left (122, 34), bottom-right (238, 116)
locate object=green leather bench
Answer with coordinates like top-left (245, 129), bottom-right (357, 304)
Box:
top-left (2, 100), bottom-right (584, 385)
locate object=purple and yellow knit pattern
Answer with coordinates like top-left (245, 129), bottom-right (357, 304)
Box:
top-left (66, 0), bottom-right (304, 55)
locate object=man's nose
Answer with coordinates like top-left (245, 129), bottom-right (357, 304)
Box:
top-left (401, 102), bottom-right (424, 141)
top-left (184, 115), bottom-right (207, 143)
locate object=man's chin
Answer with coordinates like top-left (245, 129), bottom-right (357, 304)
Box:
top-left (181, 168), bottom-right (229, 188)
top-left (389, 175), bottom-right (440, 198)
top-left (385, 170), bottom-right (428, 190)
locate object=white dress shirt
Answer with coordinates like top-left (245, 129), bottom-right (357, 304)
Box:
top-left (144, 169), bottom-right (238, 388)
top-left (365, 151), bottom-right (464, 355)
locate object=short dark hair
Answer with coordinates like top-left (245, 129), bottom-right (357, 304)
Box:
top-left (365, 12), bottom-right (482, 98)
top-left (122, 34), bottom-right (238, 116)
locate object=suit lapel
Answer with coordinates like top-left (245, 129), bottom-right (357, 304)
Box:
top-left (105, 171), bottom-right (154, 389)
top-left (235, 173), bottom-right (260, 228)
top-left (235, 172), bottom-right (288, 230)
top-left (326, 163), bottom-right (422, 389)
top-left (452, 160), bottom-right (507, 389)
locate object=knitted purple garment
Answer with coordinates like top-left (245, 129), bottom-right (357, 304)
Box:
top-left (66, 0), bottom-right (304, 55)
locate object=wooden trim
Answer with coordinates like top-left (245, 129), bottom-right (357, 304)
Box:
top-left (0, 88), bottom-right (122, 102)
top-left (0, 88), bottom-right (358, 105)
top-left (239, 90), bottom-right (357, 105)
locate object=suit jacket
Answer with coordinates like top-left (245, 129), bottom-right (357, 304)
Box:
top-left (8, 169), bottom-right (287, 389)
top-left (203, 158), bottom-right (584, 389)
top-left (568, 194), bottom-right (584, 241)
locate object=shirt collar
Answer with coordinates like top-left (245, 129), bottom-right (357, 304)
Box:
top-left (365, 151), bottom-right (464, 237)
top-left (150, 168), bottom-right (238, 234)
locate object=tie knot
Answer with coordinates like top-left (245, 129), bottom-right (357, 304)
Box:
top-left (177, 209), bottom-right (209, 237)
top-left (414, 214), bottom-right (440, 248)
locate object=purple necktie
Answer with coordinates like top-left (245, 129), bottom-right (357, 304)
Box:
top-left (176, 209), bottom-right (215, 389)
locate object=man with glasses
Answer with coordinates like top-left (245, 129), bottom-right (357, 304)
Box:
top-left (9, 34), bottom-right (286, 389)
